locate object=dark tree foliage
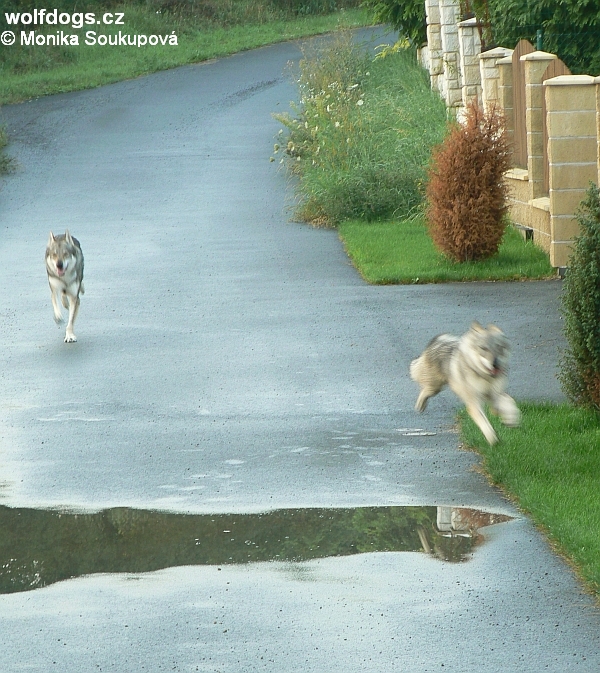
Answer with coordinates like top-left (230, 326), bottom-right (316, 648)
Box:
top-left (483, 0), bottom-right (600, 75)
top-left (559, 184), bottom-right (600, 411)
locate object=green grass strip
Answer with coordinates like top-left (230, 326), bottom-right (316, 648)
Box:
top-left (338, 217), bottom-right (555, 284)
top-left (460, 402), bottom-right (600, 595)
top-left (0, 9), bottom-right (371, 105)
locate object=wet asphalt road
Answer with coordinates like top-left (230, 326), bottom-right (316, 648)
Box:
top-left (1, 27), bottom-right (600, 672)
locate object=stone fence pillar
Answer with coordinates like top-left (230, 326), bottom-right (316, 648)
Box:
top-left (425, 0), bottom-right (443, 94)
top-left (458, 17), bottom-right (482, 112)
top-left (479, 47), bottom-right (512, 112)
top-left (497, 54), bottom-right (514, 155)
top-left (439, 0), bottom-right (462, 108)
top-left (545, 75), bottom-right (598, 267)
top-left (522, 51), bottom-right (557, 200)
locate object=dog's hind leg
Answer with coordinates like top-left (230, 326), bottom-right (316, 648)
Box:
top-left (411, 356), bottom-right (443, 412)
top-left (64, 294), bottom-right (80, 343)
top-left (466, 402), bottom-right (498, 445)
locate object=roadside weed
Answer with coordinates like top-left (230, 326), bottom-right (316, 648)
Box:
top-left (274, 36), bottom-right (447, 224)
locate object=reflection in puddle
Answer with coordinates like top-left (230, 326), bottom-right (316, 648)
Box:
top-left (0, 505), bottom-right (512, 594)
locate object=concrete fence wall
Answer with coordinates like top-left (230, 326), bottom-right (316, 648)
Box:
top-left (422, 0), bottom-right (600, 268)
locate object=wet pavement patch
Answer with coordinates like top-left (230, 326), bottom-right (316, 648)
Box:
top-left (0, 505), bottom-right (512, 594)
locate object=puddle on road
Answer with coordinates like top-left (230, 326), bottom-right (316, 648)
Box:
top-left (0, 505), bottom-right (512, 595)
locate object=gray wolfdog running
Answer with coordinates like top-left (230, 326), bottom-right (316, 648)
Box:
top-left (45, 230), bottom-right (84, 343)
top-left (410, 322), bottom-right (520, 445)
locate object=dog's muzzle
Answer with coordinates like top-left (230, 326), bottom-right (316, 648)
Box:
top-left (491, 359), bottom-right (503, 376)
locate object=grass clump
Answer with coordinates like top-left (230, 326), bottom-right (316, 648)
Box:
top-left (274, 35), bottom-right (447, 225)
top-left (0, 127), bottom-right (17, 175)
top-left (559, 183), bottom-right (600, 411)
top-left (460, 402), bottom-right (600, 595)
top-left (338, 216), bottom-right (554, 284)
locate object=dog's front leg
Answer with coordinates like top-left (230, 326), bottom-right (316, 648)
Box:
top-left (495, 393), bottom-right (521, 428)
top-left (64, 294), bottom-right (79, 343)
top-left (50, 287), bottom-right (64, 324)
top-left (466, 402), bottom-right (498, 445)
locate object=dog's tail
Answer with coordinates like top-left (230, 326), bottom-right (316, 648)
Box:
top-left (409, 355), bottom-right (423, 383)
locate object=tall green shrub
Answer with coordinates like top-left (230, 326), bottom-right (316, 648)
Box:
top-left (559, 184), bottom-right (600, 411)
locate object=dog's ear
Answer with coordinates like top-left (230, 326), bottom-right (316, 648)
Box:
top-left (486, 324), bottom-right (502, 334)
top-left (470, 321), bottom-right (484, 332)
top-left (65, 229), bottom-right (73, 244)
top-left (47, 231), bottom-right (56, 246)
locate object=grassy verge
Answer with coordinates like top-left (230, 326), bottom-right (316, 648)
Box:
top-left (460, 403), bottom-right (600, 596)
top-left (339, 217), bottom-right (555, 283)
top-left (0, 7), bottom-right (371, 105)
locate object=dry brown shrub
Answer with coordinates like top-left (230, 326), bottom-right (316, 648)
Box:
top-left (426, 100), bottom-right (511, 263)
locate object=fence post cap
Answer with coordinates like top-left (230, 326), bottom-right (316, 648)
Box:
top-left (520, 50), bottom-right (557, 62)
top-left (457, 17), bottom-right (480, 28)
top-left (479, 47), bottom-right (512, 60)
top-left (543, 74), bottom-right (596, 86)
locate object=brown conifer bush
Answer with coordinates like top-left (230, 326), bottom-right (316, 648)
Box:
top-left (426, 100), bottom-right (511, 263)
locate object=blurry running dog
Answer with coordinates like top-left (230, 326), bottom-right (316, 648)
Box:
top-left (410, 322), bottom-right (520, 445)
top-left (45, 230), bottom-right (84, 343)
